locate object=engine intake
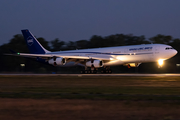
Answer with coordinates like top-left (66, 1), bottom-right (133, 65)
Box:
top-left (48, 57), bottom-right (66, 66)
top-left (86, 60), bottom-right (103, 68)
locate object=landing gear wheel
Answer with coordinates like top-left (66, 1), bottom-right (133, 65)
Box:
top-left (101, 69), bottom-right (112, 74)
top-left (85, 70), bottom-right (88, 74)
top-left (91, 70), bottom-right (97, 74)
top-left (80, 70), bottom-right (85, 74)
top-left (81, 70), bottom-right (98, 74)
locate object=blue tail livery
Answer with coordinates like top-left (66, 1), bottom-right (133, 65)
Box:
top-left (21, 29), bottom-right (50, 54)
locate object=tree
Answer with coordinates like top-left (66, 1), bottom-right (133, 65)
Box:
top-left (37, 37), bottom-right (51, 51)
top-left (125, 34), bottom-right (149, 45)
top-left (0, 35), bottom-right (53, 72)
top-left (50, 38), bottom-right (65, 51)
top-left (66, 41), bottom-right (76, 50)
top-left (89, 35), bottom-right (104, 48)
top-left (76, 40), bottom-right (90, 49)
top-left (0, 34), bottom-right (28, 71)
top-left (169, 38), bottom-right (180, 66)
top-left (149, 34), bottom-right (172, 44)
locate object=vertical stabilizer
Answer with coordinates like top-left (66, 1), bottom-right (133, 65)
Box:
top-left (21, 29), bottom-right (50, 54)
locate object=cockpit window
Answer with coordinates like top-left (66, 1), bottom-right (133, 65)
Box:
top-left (165, 47), bottom-right (173, 50)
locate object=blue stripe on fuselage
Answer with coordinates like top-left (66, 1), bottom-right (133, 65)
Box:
top-left (47, 51), bottom-right (153, 56)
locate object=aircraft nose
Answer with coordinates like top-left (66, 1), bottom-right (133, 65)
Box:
top-left (173, 49), bottom-right (178, 56)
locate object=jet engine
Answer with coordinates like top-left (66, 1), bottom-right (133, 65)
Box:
top-left (48, 57), bottom-right (66, 66)
top-left (86, 60), bottom-right (103, 68)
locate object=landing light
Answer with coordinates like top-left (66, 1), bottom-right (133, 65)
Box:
top-left (110, 58), bottom-right (114, 60)
top-left (176, 64), bottom-right (180, 67)
top-left (158, 59), bottom-right (164, 67)
top-left (20, 64), bottom-right (25, 67)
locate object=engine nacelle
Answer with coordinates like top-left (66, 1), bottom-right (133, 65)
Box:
top-left (86, 60), bottom-right (103, 68)
top-left (48, 57), bottom-right (66, 66)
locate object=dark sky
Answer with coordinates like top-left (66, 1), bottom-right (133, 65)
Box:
top-left (1, 0), bottom-right (180, 45)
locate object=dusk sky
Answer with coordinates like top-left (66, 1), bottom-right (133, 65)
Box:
top-left (1, 0), bottom-right (180, 45)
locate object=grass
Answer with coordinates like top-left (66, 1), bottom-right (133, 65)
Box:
top-left (1, 76), bottom-right (180, 100)
top-left (1, 75), bottom-right (180, 119)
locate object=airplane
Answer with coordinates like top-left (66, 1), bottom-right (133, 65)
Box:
top-left (7, 29), bottom-right (178, 73)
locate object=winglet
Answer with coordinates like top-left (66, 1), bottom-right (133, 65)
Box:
top-left (21, 29), bottom-right (50, 54)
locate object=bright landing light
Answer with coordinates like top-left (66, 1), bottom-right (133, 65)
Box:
top-left (158, 59), bottom-right (164, 67)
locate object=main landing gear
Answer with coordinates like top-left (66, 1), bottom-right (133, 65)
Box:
top-left (80, 66), bottom-right (97, 74)
top-left (100, 67), bottom-right (112, 74)
top-left (80, 70), bottom-right (97, 74)
top-left (80, 66), bottom-right (112, 74)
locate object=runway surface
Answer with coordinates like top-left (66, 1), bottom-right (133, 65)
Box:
top-left (1, 73), bottom-right (180, 76)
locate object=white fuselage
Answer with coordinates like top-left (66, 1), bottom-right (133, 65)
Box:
top-left (47, 44), bottom-right (177, 67)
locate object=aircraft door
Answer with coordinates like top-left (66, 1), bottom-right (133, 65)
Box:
top-left (124, 48), bottom-right (128, 53)
top-left (155, 46), bottom-right (160, 54)
top-left (147, 46), bottom-right (158, 62)
top-left (155, 46), bottom-right (159, 51)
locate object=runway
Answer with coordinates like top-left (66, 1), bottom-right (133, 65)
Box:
top-left (1, 73), bottom-right (180, 77)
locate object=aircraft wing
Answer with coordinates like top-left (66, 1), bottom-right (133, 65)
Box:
top-left (5, 53), bottom-right (115, 61)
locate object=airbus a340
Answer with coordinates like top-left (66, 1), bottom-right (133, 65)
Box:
top-left (7, 29), bottom-right (178, 73)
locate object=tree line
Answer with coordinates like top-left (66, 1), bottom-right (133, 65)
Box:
top-left (0, 33), bottom-right (180, 73)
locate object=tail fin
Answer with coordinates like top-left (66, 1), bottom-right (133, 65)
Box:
top-left (21, 29), bottom-right (50, 54)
